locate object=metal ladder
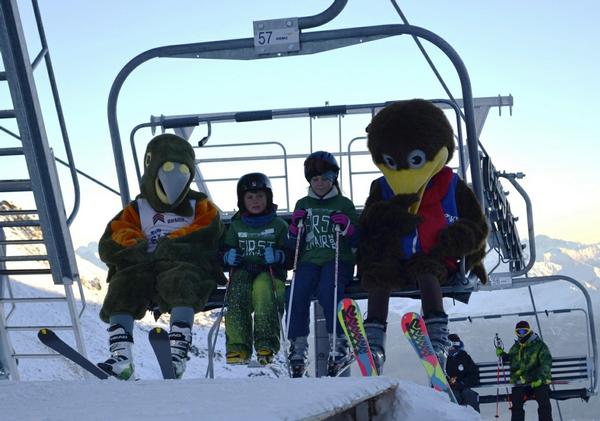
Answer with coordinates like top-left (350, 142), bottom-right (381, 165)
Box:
top-left (0, 0), bottom-right (87, 380)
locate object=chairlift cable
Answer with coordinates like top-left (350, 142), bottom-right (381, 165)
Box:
top-left (389, 0), bottom-right (465, 122)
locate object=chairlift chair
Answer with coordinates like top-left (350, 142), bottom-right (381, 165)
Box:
top-left (104, 0), bottom-right (597, 397)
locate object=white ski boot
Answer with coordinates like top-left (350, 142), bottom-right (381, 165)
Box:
top-left (170, 322), bottom-right (192, 379)
top-left (98, 324), bottom-right (134, 380)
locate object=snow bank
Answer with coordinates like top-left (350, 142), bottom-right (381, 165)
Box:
top-left (0, 376), bottom-right (479, 421)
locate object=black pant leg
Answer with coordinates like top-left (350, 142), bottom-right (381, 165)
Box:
top-left (510, 385), bottom-right (527, 421)
top-left (462, 388), bottom-right (480, 413)
top-left (534, 384), bottom-right (553, 421)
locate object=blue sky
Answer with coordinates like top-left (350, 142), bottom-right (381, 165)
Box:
top-left (9, 0), bottom-right (599, 246)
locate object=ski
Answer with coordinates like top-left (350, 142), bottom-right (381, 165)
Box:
top-left (401, 312), bottom-right (457, 403)
top-left (148, 327), bottom-right (176, 379)
top-left (337, 298), bottom-right (377, 376)
top-left (37, 328), bottom-right (109, 379)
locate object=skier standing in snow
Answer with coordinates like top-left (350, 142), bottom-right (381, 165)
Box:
top-left (495, 321), bottom-right (553, 421)
top-left (446, 333), bottom-right (480, 412)
top-left (285, 151), bottom-right (359, 377)
top-left (98, 134), bottom-right (226, 380)
top-left (221, 173), bottom-right (290, 365)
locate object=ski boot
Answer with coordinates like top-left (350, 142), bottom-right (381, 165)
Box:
top-left (423, 312), bottom-right (451, 370)
top-left (327, 334), bottom-right (353, 377)
top-left (226, 351), bottom-right (250, 365)
top-left (288, 336), bottom-right (309, 378)
top-left (98, 324), bottom-right (135, 380)
top-left (170, 322), bottom-right (192, 379)
top-left (256, 348), bottom-right (274, 366)
top-left (364, 318), bottom-right (387, 375)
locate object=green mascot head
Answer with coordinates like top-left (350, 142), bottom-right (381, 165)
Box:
top-left (140, 134), bottom-right (196, 214)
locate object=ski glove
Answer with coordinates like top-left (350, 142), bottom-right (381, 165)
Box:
top-left (263, 246), bottom-right (285, 265)
top-left (223, 248), bottom-right (241, 267)
top-left (531, 379), bottom-right (543, 388)
top-left (289, 209), bottom-right (307, 236)
top-left (495, 347), bottom-right (504, 357)
top-left (330, 212), bottom-right (355, 237)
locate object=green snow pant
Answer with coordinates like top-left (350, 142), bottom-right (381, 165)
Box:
top-left (99, 261), bottom-right (216, 322)
top-left (225, 270), bottom-right (285, 357)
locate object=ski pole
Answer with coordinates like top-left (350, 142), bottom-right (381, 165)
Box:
top-left (330, 225), bottom-right (341, 365)
top-left (205, 270), bottom-right (232, 379)
top-left (268, 265), bottom-right (290, 374)
top-left (496, 334), bottom-right (512, 409)
top-left (284, 219), bottom-right (304, 348)
top-left (493, 333), bottom-right (512, 414)
top-left (495, 351), bottom-right (501, 418)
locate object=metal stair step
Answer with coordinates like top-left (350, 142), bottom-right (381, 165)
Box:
top-left (0, 254), bottom-right (48, 262)
top-left (0, 219), bottom-right (40, 228)
top-left (0, 179), bottom-right (32, 192)
top-left (0, 208), bottom-right (38, 216)
top-left (0, 109), bottom-right (16, 119)
top-left (14, 353), bottom-right (64, 359)
top-left (0, 146), bottom-right (24, 156)
top-left (0, 268), bottom-right (51, 275)
top-left (6, 324), bottom-right (72, 331)
top-left (0, 297), bottom-right (67, 304)
top-left (0, 238), bottom-right (44, 245)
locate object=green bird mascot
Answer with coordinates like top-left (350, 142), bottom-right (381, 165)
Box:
top-left (98, 134), bottom-right (226, 380)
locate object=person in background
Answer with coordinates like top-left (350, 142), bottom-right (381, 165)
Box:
top-left (496, 320), bottom-right (553, 421)
top-left (446, 333), bottom-right (480, 412)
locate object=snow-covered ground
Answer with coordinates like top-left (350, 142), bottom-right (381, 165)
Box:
top-left (1, 377), bottom-right (480, 421)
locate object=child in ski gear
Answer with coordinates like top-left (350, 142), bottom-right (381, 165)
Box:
top-left (98, 134), bottom-right (226, 380)
top-left (286, 151), bottom-right (359, 377)
top-left (495, 321), bottom-right (553, 421)
top-left (222, 173), bottom-right (289, 365)
top-left (358, 99), bottom-right (489, 374)
top-left (446, 333), bottom-right (480, 412)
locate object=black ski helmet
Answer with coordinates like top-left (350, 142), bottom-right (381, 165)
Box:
top-left (304, 151), bottom-right (339, 181)
top-left (236, 172), bottom-right (273, 212)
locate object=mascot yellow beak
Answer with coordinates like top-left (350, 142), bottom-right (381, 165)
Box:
top-left (155, 161), bottom-right (192, 205)
top-left (376, 147), bottom-right (448, 214)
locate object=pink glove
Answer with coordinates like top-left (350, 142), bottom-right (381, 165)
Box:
top-left (330, 212), bottom-right (354, 237)
top-left (289, 209), bottom-right (307, 236)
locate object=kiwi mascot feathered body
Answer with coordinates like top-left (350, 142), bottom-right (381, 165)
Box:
top-left (98, 133), bottom-right (226, 379)
top-left (358, 99), bottom-right (488, 374)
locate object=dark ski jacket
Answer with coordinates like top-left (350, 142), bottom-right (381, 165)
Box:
top-left (446, 349), bottom-right (479, 390)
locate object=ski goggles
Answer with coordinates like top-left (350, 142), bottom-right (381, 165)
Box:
top-left (515, 327), bottom-right (531, 337)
